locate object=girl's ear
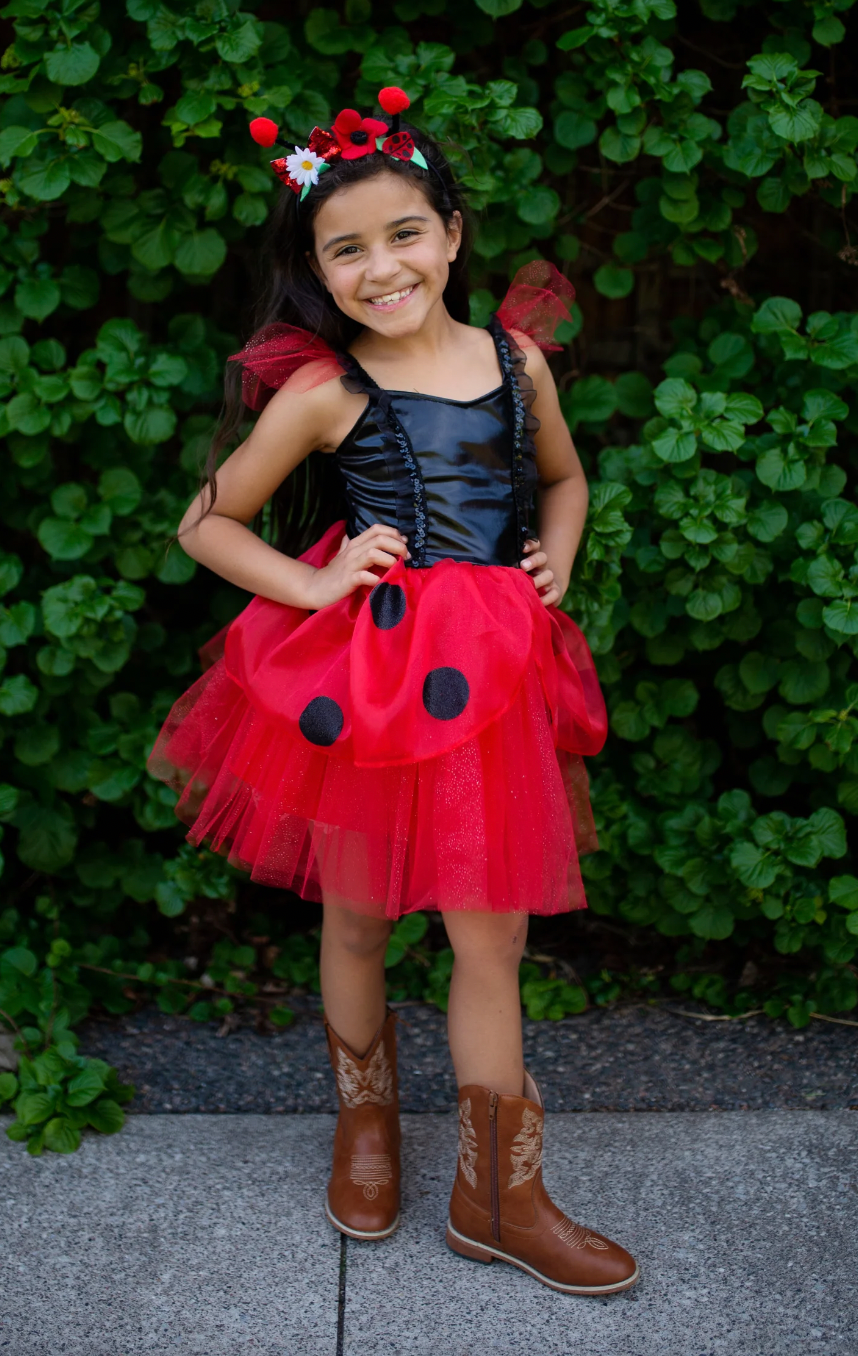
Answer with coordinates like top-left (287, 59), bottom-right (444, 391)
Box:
top-left (446, 210), bottom-right (463, 263)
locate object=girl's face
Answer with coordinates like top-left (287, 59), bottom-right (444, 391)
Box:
top-left (309, 173), bottom-right (462, 337)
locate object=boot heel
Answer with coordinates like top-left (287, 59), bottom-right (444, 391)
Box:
top-left (446, 1226), bottom-right (493, 1264)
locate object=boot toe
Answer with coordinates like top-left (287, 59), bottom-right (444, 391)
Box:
top-left (326, 1190), bottom-right (400, 1239)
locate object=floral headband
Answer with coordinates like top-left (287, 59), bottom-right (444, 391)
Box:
top-left (249, 86), bottom-right (432, 203)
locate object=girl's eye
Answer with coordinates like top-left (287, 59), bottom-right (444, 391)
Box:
top-left (335, 230), bottom-right (419, 258)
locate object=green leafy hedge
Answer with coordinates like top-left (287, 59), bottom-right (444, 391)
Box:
top-left (1, 0), bottom-right (857, 1150)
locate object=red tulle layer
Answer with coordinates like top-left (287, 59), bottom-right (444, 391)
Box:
top-left (148, 523), bottom-right (607, 918)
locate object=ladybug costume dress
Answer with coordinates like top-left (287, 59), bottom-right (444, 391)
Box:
top-left (148, 264), bottom-right (608, 918)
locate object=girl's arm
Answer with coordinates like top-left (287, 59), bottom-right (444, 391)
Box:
top-left (178, 376), bottom-right (409, 609)
top-left (516, 340), bottom-right (589, 607)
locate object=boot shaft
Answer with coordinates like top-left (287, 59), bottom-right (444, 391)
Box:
top-left (455, 1076), bottom-right (545, 1236)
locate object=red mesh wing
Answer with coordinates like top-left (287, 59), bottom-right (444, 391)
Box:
top-left (228, 324), bottom-right (345, 410)
top-left (496, 260), bottom-right (575, 352)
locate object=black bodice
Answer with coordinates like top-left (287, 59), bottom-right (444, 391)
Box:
top-left (333, 316), bottom-right (539, 569)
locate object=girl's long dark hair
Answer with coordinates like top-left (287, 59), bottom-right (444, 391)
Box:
top-left (204, 120), bottom-right (473, 557)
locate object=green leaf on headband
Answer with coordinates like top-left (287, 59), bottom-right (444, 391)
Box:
top-left (411, 146), bottom-right (428, 170)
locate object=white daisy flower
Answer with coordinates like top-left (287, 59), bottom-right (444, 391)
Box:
top-left (285, 146), bottom-right (326, 187)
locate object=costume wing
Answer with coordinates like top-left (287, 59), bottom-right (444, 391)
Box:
top-left (496, 259), bottom-right (575, 352)
top-left (228, 323), bottom-right (346, 411)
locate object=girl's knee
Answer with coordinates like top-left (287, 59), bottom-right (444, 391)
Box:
top-left (322, 905), bottom-right (392, 960)
top-left (443, 912), bottom-right (528, 970)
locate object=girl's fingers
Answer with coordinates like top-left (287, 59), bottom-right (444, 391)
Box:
top-left (540, 586), bottom-right (561, 608)
top-left (520, 550), bottom-right (548, 572)
top-left (355, 570), bottom-right (380, 589)
top-left (350, 534), bottom-right (407, 559)
top-left (365, 548), bottom-right (398, 568)
top-left (531, 569), bottom-right (555, 591)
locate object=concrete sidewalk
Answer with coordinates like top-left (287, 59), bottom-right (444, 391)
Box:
top-left (2, 1112), bottom-right (855, 1355)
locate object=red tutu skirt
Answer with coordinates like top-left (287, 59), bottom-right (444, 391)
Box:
top-left (148, 522), bottom-right (608, 918)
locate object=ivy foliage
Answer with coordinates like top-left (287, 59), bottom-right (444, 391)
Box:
top-left (0, 0), bottom-right (857, 1151)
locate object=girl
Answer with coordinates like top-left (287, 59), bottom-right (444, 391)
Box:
top-left (149, 86), bottom-right (638, 1296)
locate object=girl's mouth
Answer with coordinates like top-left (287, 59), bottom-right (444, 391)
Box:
top-left (365, 283), bottom-right (418, 310)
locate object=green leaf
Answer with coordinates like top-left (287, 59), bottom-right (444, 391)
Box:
top-left (124, 405), bottom-right (177, 444)
top-left (215, 18), bottom-right (264, 63)
top-left (98, 468), bottom-right (141, 516)
top-left (822, 599), bottom-right (858, 635)
top-left (0, 674), bottom-right (38, 716)
top-left (654, 378), bottom-right (697, 418)
top-left (747, 502), bottom-right (788, 542)
top-left (2, 946), bottom-right (36, 975)
top-left (86, 1097), bottom-right (125, 1133)
top-left (0, 126), bottom-right (38, 168)
top-left (829, 876), bottom-right (858, 911)
top-left (769, 100), bottom-right (822, 143)
top-left (566, 376), bottom-right (618, 427)
top-left (37, 518), bottom-right (93, 561)
top-left (557, 26), bottom-right (594, 50)
top-left (44, 43), bottom-right (101, 87)
top-left (554, 111), bottom-right (597, 150)
top-left (16, 803), bottom-right (77, 873)
top-left (516, 185), bottom-right (559, 225)
top-left (17, 159), bottom-right (71, 201)
top-left (91, 121), bottom-right (142, 164)
top-left (730, 841), bottom-right (778, 889)
top-left (813, 16), bottom-right (845, 45)
top-left (43, 1116), bottom-right (81, 1154)
top-left (173, 230), bottom-right (227, 277)
top-left (0, 1072), bottom-right (18, 1103)
top-left (66, 1066), bottom-right (107, 1107)
top-left (593, 265), bottom-right (634, 299)
top-left (15, 277), bottom-right (61, 321)
top-left (688, 902), bottom-right (735, 940)
top-left (599, 126), bottom-right (641, 164)
top-left (751, 297), bottom-right (802, 334)
top-left (807, 807), bottom-right (846, 858)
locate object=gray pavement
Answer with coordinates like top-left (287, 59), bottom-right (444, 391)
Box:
top-left (2, 1112), bottom-right (856, 1355)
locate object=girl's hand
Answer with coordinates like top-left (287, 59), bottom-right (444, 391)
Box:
top-left (520, 537), bottom-right (561, 608)
top-left (303, 522), bottom-right (410, 610)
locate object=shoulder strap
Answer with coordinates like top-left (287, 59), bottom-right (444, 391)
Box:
top-left (495, 260), bottom-right (575, 353)
top-left (228, 323), bottom-right (346, 411)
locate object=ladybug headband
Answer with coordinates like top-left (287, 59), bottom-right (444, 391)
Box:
top-left (249, 86), bottom-right (441, 204)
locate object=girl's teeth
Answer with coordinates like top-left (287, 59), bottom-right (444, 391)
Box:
top-left (370, 286), bottom-right (414, 306)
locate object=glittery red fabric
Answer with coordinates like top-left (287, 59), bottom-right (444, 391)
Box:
top-left (496, 260), bottom-right (575, 352)
top-left (148, 522), bottom-right (607, 917)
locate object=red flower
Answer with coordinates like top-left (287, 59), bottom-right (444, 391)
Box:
top-left (332, 108), bottom-right (390, 160)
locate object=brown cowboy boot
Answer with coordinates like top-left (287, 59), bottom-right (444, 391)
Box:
top-left (324, 1009), bottom-right (401, 1240)
top-left (447, 1072), bottom-right (639, 1294)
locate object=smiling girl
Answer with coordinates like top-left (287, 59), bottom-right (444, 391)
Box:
top-left (148, 87), bottom-right (638, 1295)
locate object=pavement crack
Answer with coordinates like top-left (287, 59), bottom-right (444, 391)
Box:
top-left (336, 1233), bottom-right (347, 1355)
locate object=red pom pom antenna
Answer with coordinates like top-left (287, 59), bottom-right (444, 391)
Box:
top-left (378, 87), bottom-right (410, 115)
top-left (249, 117), bottom-right (279, 148)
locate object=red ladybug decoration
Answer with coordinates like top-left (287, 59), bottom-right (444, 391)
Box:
top-left (382, 131), bottom-right (415, 162)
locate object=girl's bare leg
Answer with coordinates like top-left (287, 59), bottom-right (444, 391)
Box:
top-left (320, 902), bottom-right (392, 1055)
top-left (442, 911), bottom-right (528, 1096)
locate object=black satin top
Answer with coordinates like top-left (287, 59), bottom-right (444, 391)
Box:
top-left (333, 316), bottom-right (539, 569)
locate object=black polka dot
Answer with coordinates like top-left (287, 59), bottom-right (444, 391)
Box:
top-left (299, 695), bottom-right (344, 746)
top-left (369, 582), bottom-right (406, 630)
top-left (422, 667), bottom-right (469, 721)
